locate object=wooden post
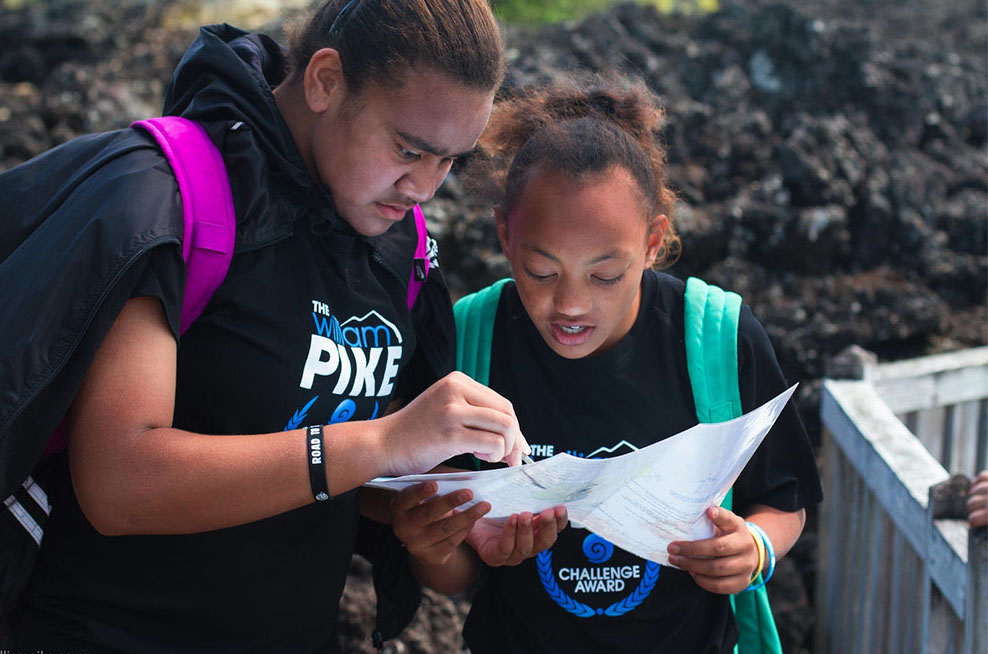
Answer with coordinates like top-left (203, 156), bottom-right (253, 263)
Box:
top-left (928, 481), bottom-right (968, 651)
top-left (963, 526), bottom-right (987, 654)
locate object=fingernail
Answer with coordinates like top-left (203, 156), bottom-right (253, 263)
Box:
top-left (668, 544), bottom-right (680, 555)
top-left (709, 507), bottom-right (718, 519)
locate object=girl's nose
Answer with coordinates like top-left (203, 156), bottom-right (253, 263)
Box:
top-left (553, 278), bottom-right (591, 317)
top-left (397, 161), bottom-right (448, 204)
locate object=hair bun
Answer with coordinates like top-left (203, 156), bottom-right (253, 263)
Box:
top-left (587, 90), bottom-right (617, 117)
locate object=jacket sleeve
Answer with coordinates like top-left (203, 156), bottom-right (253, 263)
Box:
top-left (355, 515), bottom-right (424, 643)
top-left (0, 131), bottom-right (183, 499)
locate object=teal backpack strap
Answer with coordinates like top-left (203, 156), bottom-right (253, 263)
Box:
top-left (683, 277), bottom-right (782, 654)
top-left (684, 277), bottom-right (743, 423)
top-left (454, 278), bottom-right (511, 386)
top-left (453, 279), bottom-right (511, 471)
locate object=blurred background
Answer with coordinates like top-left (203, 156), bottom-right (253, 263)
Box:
top-left (1, 1), bottom-right (984, 652)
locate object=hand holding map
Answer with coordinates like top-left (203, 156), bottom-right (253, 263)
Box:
top-left (366, 385), bottom-right (797, 566)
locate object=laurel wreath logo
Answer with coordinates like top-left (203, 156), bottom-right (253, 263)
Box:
top-left (536, 549), bottom-right (661, 618)
top-left (284, 395), bottom-right (319, 431)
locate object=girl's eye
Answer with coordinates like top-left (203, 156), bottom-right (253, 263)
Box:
top-left (525, 269), bottom-right (556, 282)
top-left (593, 273), bottom-right (625, 286)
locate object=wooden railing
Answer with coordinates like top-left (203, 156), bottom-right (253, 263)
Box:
top-left (817, 346), bottom-right (988, 654)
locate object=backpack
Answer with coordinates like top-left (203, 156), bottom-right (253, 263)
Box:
top-left (452, 276), bottom-right (783, 654)
top-left (0, 116), bottom-right (432, 630)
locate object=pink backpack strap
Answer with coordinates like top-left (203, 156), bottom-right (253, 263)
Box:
top-left (42, 118), bottom-right (236, 458)
top-left (131, 117), bottom-right (236, 335)
top-left (406, 204), bottom-right (430, 309)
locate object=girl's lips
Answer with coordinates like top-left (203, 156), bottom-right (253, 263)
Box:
top-left (550, 323), bottom-right (595, 346)
top-left (374, 202), bottom-right (410, 222)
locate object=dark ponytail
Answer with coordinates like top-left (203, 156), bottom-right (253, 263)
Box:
top-left (285, 0), bottom-right (505, 93)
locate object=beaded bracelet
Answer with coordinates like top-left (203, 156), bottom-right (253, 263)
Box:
top-left (745, 521), bottom-right (776, 591)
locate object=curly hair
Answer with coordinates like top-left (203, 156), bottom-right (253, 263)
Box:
top-left (466, 73), bottom-right (681, 267)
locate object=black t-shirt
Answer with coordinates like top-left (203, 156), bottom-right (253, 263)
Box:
top-left (463, 271), bottom-right (822, 654)
top-left (11, 210), bottom-right (450, 652)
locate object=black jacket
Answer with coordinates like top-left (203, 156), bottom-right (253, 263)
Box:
top-left (0, 23), bottom-right (446, 642)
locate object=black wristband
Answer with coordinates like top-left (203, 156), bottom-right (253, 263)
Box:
top-left (306, 425), bottom-right (331, 502)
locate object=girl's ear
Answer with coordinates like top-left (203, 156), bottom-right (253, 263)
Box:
top-left (495, 206), bottom-right (512, 257)
top-left (645, 214), bottom-right (668, 268)
top-left (303, 48), bottom-right (346, 113)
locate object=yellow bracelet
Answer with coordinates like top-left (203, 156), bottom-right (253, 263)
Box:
top-left (746, 524), bottom-right (765, 584)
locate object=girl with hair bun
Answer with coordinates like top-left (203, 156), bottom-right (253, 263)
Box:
top-left (1, 0), bottom-right (537, 650)
top-left (391, 74), bottom-right (822, 653)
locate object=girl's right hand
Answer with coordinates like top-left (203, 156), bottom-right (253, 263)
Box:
top-left (392, 481), bottom-right (490, 565)
top-left (379, 371), bottom-right (530, 476)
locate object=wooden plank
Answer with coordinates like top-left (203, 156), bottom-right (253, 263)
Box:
top-left (902, 541), bottom-right (921, 654)
top-left (928, 485), bottom-right (965, 652)
top-left (873, 364), bottom-right (988, 413)
top-left (977, 399), bottom-right (988, 471)
top-left (821, 381), bottom-right (969, 617)
top-left (962, 528), bottom-right (988, 654)
top-left (949, 402), bottom-right (975, 476)
top-left (868, 511), bottom-right (894, 652)
top-left (850, 481), bottom-right (871, 652)
top-left (915, 406), bottom-right (946, 463)
top-left (928, 584), bottom-right (963, 654)
top-left (861, 491), bottom-right (883, 653)
top-left (942, 404), bottom-right (956, 471)
top-left (840, 467), bottom-right (864, 651)
top-left (929, 518), bottom-right (971, 617)
top-left (904, 410), bottom-right (919, 437)
top-left (868, 347), bottom-right (988, 383)
top-left (817, 431), bottom-right (841, 654)
top-left (947, 399), bottom-right (987, 476)
top-left (887, 527), bottom-right (905, 654)
top-left (919, 556), bottom-right (932, 654)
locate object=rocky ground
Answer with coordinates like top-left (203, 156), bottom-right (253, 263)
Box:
top-left (1, 1), bottom-right (984, 652)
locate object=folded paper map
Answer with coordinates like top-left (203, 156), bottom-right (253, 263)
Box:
top-left (366, 384), bottom-right (797, 565)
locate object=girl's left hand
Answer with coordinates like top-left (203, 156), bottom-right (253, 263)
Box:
top-left (466, 506), bottom-right (568, 567)
top-left (666, 506), bottom-right (760, 595)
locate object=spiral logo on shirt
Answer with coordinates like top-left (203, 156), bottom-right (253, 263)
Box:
top-left (330, 399), bottom-right (356, 423)
top-left (582, 534), bottom-right (614, 564)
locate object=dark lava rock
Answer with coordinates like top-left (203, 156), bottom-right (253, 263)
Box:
top-left (1, 1), bottom-right (985, 652)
